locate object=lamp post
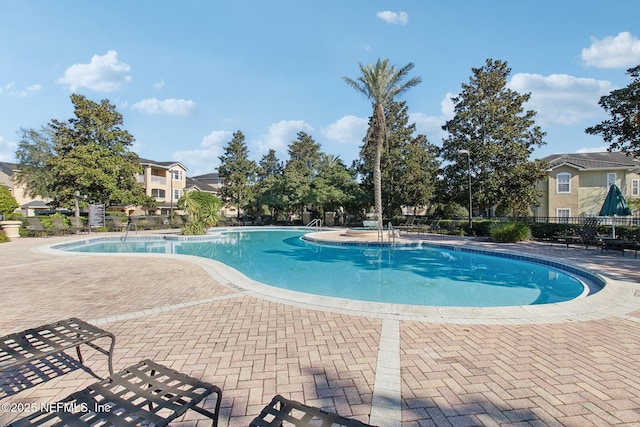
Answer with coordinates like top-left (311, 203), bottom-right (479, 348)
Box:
top-left (457, 149), bottom-right (473, 235)
top-left (168, 169), bottom-right (174, 222)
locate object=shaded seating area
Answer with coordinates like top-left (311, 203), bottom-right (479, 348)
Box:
top-left (9, 359), bottom-right (222, 427)
top-left (251, 395), bottom-right (373, 427)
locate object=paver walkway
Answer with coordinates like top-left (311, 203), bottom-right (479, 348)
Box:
top-left (1, 230), bottom-right (640, 426)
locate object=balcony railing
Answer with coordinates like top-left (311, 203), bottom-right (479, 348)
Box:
top-left (150, 175), bottom-right (166, 185)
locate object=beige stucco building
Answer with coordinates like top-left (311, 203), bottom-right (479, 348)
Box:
top-left (133, 158), bottom-right (188, 216)
top-left (536, 152), bottom-right (640, 219)
top-left (0, 162), bottom-right (51, 215)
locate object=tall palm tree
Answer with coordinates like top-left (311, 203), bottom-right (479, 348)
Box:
top-left (343, 58), bottom-right (421, 227)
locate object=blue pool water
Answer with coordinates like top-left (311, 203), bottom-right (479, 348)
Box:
top-left (59, 229), bottom-right (595, 307)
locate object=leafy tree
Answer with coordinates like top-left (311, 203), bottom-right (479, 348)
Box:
top-left (217, 131), bottom-right (257, 222)
top-left (314, 154), bottom-right (358, 217)
top-left (50, 94), bottom-right (147, 211)
top-left (14, 127), bottom-right (55, 200)
top-left (0, 186), bottom-right (19, 218)
top-left (254, 149), bottom-right (285, 219)
top-left (178, 190), bottom-right (222, 235)
top-left (344, 58), bottom-right (422, 227)
top-left (282, 131), bottom-right (322, 215)
top-left (357, 101), bottom-right (439, 217)
top-left (440, 59), bottom-right (547, 217)
top-left (585, 65), bottom-right (640, 155)
top-left (399, 133), bottom-right (439, 214)
top-left (17, 94), bottom-right (147, 218)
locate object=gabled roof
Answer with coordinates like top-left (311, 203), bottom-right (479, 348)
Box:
top-left (0, 161), bottom-right (18, 176)
top-left (186, 177), bottom-right (219, 193)
top-left (138, 158), bottom-right (187, 171)
top-left (190, 172), bottom-right (221, 181)
top-left (541, 152), bottom-right (640, 172)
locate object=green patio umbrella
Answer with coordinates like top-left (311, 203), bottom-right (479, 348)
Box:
top-left (599, 184), bottom-right (632, 237)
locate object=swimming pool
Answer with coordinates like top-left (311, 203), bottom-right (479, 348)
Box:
top-left (56, 229), bottom-right (601, 307)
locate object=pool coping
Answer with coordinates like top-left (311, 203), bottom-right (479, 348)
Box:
top-left (40, 229), bottom-right (640, 325)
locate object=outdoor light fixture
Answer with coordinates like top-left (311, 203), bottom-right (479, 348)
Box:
top-left (457, 149), bottom-right (473, 234)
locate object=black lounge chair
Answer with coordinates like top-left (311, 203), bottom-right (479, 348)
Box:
top-left (251, 395), bottom-right (373, 427)
top-left (8, 359), bottom-right (222, 427)
top-left (601, 230), bottom-right (640, 257)
top-left (0, 318), bottom-right (115, 377)
top-left (553, 217), bottom-right (602, 249)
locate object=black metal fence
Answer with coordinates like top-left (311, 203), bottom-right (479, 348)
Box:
top-left (493, 216), bottom-right (640, 226)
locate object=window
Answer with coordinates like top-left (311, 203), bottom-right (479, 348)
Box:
top-left (173, 189), bottom-right (182, 201)
top-left (607, 173), bottom-right (617, 188)
top-left (151, 189), bottom-right (166, 199)
top-left (556, 173), bottom-right (571, 193)
top-left (171, 169), bottom-right (182, 180)
top-left (556, 208), bottom-right (571, 223)
top-left (633, 179), bottom-right (639, 197)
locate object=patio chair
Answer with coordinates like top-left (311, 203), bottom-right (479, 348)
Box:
top-left (602, 229), bottom-right (640, 257)
top-left (24, 217), bottom-right (52, 237)
top-left (8, 359), bottom-right (222, 427)
top-left (416, 217), bottom-right (441, 234)
top-left (50, 216), bottom-right (70, 235)
top-left (145, 215), bottom-right (160, 230)
top-left (69, 216), bottom-right (89, 234)
top-left (107, 216), bottom-right (127, 232)
top-left (251, 395), bottom-right (373, 427)
top-left (553, 217), bottom-right (602, 249)
top-left (396, 215), bottom-right (415, 232)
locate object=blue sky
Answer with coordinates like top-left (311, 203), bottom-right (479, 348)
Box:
top-left (1, 1), bottom-right (640, 176)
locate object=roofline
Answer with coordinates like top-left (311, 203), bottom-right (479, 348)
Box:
top-left (138, 159), bottom-right (188, 171)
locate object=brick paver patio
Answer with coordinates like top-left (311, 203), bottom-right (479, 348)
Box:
top-left (1, 230), bottom-right (640, 426)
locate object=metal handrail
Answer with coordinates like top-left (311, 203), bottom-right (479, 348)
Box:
top-left (387, 222), bottom-right (396, 246)
top-left (305, 218), bottom-right (322, 229)
top-left (121, 222), bottom-right (137, 242)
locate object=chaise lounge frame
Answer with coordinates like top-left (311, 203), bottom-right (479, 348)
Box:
top-left (0, 318), bottom-right (115, 377)
top-left (250, 394), bottom-right (373, 427)
top-left (9, 359), bottom-right (222, 427)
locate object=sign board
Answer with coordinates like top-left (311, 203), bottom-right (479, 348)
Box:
top-left (89, 204), bottom-right (105, 228)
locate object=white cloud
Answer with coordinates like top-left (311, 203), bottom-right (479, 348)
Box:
top-left (131, 98), bottom-right (196, 116)
top-left (0, 83), bottom-right (42, 98)
top-left (376, 11), bottom-right (408, 25)
top-left (154, 79), bottom-right (165, 89)
top-left (581, 32), bottom-right (640, 69)
top-left (577, 145), bottom-right (609, 153)
top-left (0, 136), bottom-right (17, 162)
top-left (254, 120), bottom-right (313, 156)
top-left (57, 50), bottom-right (132, 92)
top-left (172, 130), bottom-right (233, 174)
top-left (410, 93), bottom-right (455, 142)
top-left (508, 73), bottom-right (614, 126)
top-left (322, 115), bottom-right (368, 144)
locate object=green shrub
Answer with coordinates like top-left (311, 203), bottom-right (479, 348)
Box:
top-left (0, 186), bottom-right (19, 218)
top-left (490, 222), bottom-right (531, 243)
top-left (0, 233), bottom-right (10, 243)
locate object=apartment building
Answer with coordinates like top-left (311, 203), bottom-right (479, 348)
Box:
top-left (536, 152), bottom-right (640, 219)
top-left (136, 158), bottom-right (188, 216)
top-left (0, 162), bottom-right (51, 215)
